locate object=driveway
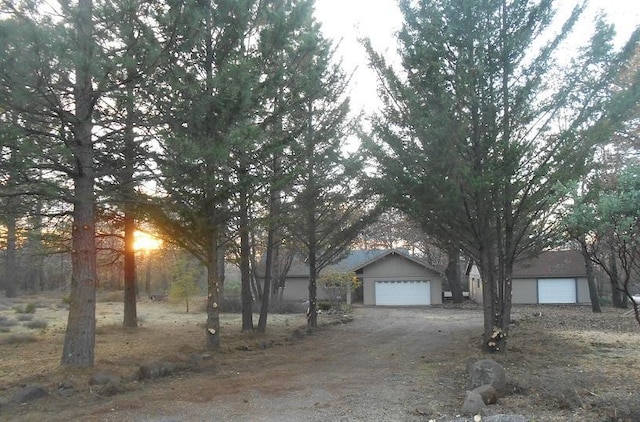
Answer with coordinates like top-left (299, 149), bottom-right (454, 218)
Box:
top-left (92, 306), bottom-right (483, 422)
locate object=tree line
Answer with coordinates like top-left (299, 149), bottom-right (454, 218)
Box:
top-left (1, 0), bottom-right (639, 366)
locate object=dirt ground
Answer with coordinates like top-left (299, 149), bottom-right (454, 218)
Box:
top-left (0, 293), bottom-right (639, 421)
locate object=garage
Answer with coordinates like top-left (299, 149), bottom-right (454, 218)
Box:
top-left (538, 278), bottom-right (577, 304)
top-left (375, 280), bottom-right (431, 306)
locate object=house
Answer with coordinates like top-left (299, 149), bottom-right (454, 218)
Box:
top-left (468, 250), bottom-right (592, 304)
top-left (257, 249), bottom-right (445, 306)
top-left (352, 249), bottom-right (444, 306)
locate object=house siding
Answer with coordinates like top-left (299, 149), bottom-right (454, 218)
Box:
top-left (513, 278), bottom-right (538, 304)
top-left (576, 277), bottom-right (590, 303)
top-left (281, 277), bottom-right (331, 302)
top-left (361, 254), bottom-right (443, 306)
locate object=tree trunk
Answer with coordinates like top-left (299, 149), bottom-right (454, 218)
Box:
top-left (122, 63), bottom-right (138, 328)
top-left (145, 257), bottom-right (151, 296)
top-left (307, 247), bottom-right (318, 327)
top-left (123, 211), bottom-right (137, 328)
top-left (26, 201), bottom-right (44, 291)
top-left (608, 251), bottom-right (627, 308)
top-left (217, 241), bottom-right (226, 300)
top-left (239, 173), bottom-right (254, 331)
top-left (580, 241), bottom-right (601, 313)
top-left (257, 226), bottom-right (274, 333)
top-left (4, 208), bottom-right (17, 298)
top-left (479, 249), bottom-right (496, 352)
top-left (258, 156), bottom-right (281, 333)
top-left (205, 230), bottom-right (220, 350)
top-left (445, 247), bottom-right (463, 303)
top-left (61, 0), bottom-right (97, 367)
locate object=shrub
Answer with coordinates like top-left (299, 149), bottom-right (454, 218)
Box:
top-left (13, 303), bottom-right (36, 314)
top-left (25, 320), bottom-right (48, 330)
top-left (0, 316), bottom-right (17, 327)
top-left (17, 314), bottom-right (34, 322)
top-left (318, 301), bottom-right (332, 311)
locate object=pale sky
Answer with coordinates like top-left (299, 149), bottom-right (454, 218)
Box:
top-left (313, 0), bottom-right (640, 113)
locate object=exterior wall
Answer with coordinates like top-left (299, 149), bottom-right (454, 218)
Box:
top-left (468, 265), bottom-right (483, 304)
top-left (468, 264), bottom-right (592, 305)
top-left (512, 278), bottom-right (538, 304)
top-left (361, 254), bottom-right (443, 306)
top-left (281, 277), bottom-right (331, 302)
top-left (576, 277), bottom-right (591, 304)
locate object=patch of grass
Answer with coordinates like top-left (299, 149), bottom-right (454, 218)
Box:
top-left (25, 320), bottom-right (48, 330)
top-left (97, 290), bottom-right (124, 303)
top-left (0, 333), bottom-right (38, 345)
top-left (96, 323), bottom-right (123, 335)
top-left (0, 326), bottom-right (11, 333)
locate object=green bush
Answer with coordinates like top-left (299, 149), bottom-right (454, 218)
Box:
top-left (13, 303), bottom-right (36, 314)
top-left (318, 301), bottom-right (332, 311)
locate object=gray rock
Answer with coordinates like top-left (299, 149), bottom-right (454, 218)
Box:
top-left (89, 373), bottom-right (121, 386)
top-left (461, 390), bottom-right (486, 414)
top-left (472, 383), bottom-right (498, 404)
top-left (469, 359), bottom-right (507, 395)
top-left (161, 361), bottom-right (177, 375)
top-left (139, 361), bottom-right (178, 380)
top-left (10, 384), bottom-right (48, 403)
top-left (56, 381), bottom-right (76, 398)
top-left (139, 362), bottom-right (164, 379)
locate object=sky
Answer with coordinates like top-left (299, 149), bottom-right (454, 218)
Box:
top-left (313, 0), bottom-right (640, 114)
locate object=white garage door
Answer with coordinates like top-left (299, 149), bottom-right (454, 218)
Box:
top-left (538, 278), bottom-right (576, 303)
top-left (375, 281), bottom-right (431, 306)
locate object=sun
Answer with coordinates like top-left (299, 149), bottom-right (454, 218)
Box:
top-left (133, 230), bottom-right (162, 251)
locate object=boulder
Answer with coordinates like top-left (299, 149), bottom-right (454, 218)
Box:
top-left (89, 373), bottom-right (121, 386)
top-left (461, 390), bottom-right (486, 414)
top-left (10, 384), bottom-right (48, 403)
top-left (139, 361), bottom-right (178, 380)
top-left (472, 384), bottom-right (498, 405)
top-left (469, 359), bottom-right (507, 395)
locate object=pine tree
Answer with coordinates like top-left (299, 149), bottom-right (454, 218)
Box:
top-left (366, 0), bottom-right (640, 351)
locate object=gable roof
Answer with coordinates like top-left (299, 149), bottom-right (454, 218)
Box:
top-left (259, 249), bottom-right (440, 278)
top-left (350, 249), bottom-right (443, 274)
top-left (513, 250), bottom-right (586, 278)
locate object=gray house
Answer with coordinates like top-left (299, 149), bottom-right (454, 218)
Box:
top-left (468, 250), bottom-right (592, 304)
top-left (353, 249), bottom-right (444, 306)
top-left (258, 249), bottom-right (445, 306)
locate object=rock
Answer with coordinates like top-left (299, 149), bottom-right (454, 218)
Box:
top-left (10, 384), bottom-right (48, 403)
top-left (483, 415), bottom-right (527, 422)
top-left (472, 384), bottom-right (498, 404)
top-left (56, 381), bottom-right (76, 398)
top-left (469, 359), bottom-right (507, 395)
top-left (89, 373), bottom-right (121, 386)
top-left (161, 361), bottom-right (177, 375)
top-left (88, 372), bottom-right (122, 396)
top-left (139, 361), bottom-right (178, 380)
top-left (258, 340), bottom-right (273, 350)
top-left (461, 390), bottom-right (486, 414)
top-left (139, 362), bottom-right (164, 380)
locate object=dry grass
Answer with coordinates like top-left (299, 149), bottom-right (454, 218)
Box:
top-left (0, 295), bottom-right (638, 421)
top-left (436, 304), bottom-right (640, 421)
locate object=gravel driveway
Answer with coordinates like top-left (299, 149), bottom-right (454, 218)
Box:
top-left (94, 306), bottom-right (484, 422)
